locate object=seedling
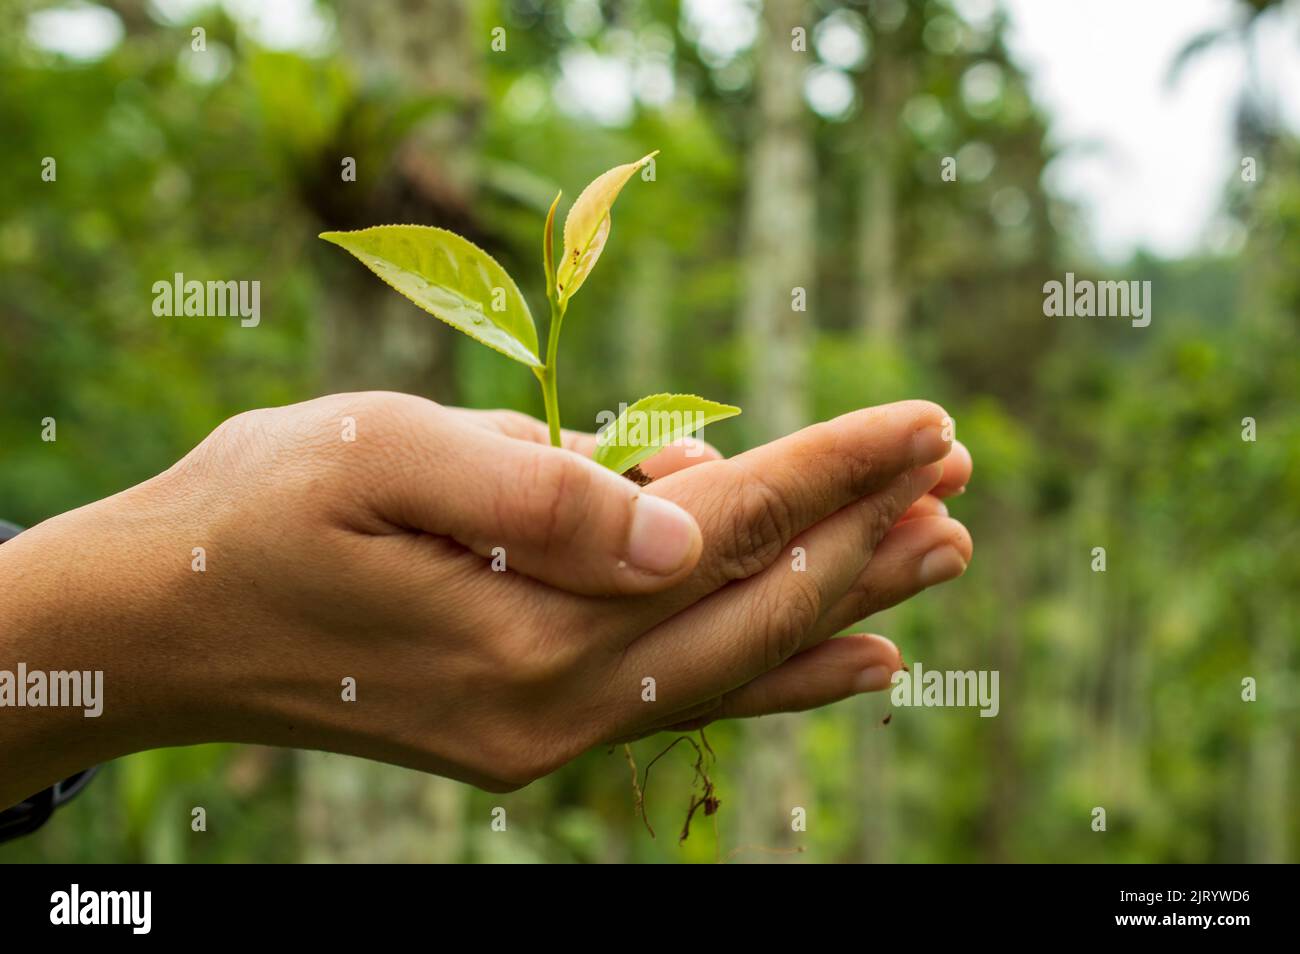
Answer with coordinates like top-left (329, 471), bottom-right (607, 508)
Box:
top-left (321, 152), bottom-right (738, 846)
top-left (320, 151), bottom-right (739, 474)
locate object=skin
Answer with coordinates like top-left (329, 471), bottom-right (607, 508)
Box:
top-left (0, 392), bottom-right (972, 806)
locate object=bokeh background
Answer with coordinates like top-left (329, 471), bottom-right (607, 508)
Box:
top-left (2, 0), bottom-right (1297, 863)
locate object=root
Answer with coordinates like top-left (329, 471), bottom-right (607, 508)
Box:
top-left (619, 729), bottom-right (808, 863)
top-left (622, 743), bottom-right (650, 837)
top-left (628, 729), bottom-right (719, 843)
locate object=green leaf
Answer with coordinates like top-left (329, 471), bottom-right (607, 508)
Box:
top-left (593, 393), bottom-right (740, 475)
top-left (543, 190), bottom-right (561, 303)
top-left (320, 225), bottom-right (542, 368)
top-left (556, 150), bottom-right (658, 306)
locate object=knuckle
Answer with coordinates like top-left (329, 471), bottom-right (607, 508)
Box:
top-left (507, 649), bottom-right (559, 688)
top-left (489, 408), bottom-right (544, 442)
top-left (492, 604), bottom-right (596, 689)
top-left (361, 393), bottom-right (438, 455)
top-left (209, 406), bottom-right (270, 447)
top-left (844, 576), bottom-right (879, 622)
top-left (867, 496), bottom-right (898, 547)
top-left (807, 419), bottom-right (878, 497)
top-left (188, 407), bottom-right (278, 476)
top-left (716, 465), bottom-right (795, 580)
top-left (756, 575), bottom-right (822, 670)
top-left (518, 453), bottom-right (592, 552)
top-left (495, 627), bottom-right (566, 688)
top-left (367, 389), bottom-right (438, 417)
top-left (843, 442), bottom-right (880, 497)
top-left (345, 391), bottom-right (431, 446)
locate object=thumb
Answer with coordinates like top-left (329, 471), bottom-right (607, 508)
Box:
top-left (389, 414), bottom-right (704, 596)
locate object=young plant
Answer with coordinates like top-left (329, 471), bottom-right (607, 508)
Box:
top-left (320, 151), bottom-right (739, 478)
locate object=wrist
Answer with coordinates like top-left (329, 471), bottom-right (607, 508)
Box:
top-left (0, 491), bottom-right (183, 805)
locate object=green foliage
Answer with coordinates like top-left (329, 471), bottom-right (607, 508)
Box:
top-left (321, 151), bottom-right (739, 468)
top-left (556, 151), bottom-right (658, 306)
top-left (592, 393), bottom-right (740, 474)
top-left (320, 226), bottom-right (542, 367)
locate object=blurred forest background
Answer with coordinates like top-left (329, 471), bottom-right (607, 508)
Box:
top-left (1, 0), bottom-right (1297, 863)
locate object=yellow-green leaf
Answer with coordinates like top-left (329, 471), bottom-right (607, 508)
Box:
top-left (320, 225), bottom-right (542, 367)
top-left (556, 150), bottom-right (658, 305)
top-left (593, 393), bottom-right (740, 475)
top-left (543, 190), bottom-right (561, 302)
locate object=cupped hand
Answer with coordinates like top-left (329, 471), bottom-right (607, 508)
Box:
top-left (0, 392), bottom-right (972, 801)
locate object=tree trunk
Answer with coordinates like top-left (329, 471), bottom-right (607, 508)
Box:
top-left (318, 0), bottom-right (482, 400)
top-left (1245, 616), bottom-right (1290, 862)
top-left (857, 40), bottom-right (908, 344)
top-left (736, 0), bottom-right (816, 860)
top-left (620, 240), bottom-right (670, 397)
top-left (299, 0), bottom-right (481, 863)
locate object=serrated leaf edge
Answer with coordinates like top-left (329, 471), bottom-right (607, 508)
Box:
top-left (320, 225), bottom-right (543, 368)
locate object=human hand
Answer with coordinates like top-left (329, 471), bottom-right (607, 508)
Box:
top-left (0, 392), bottom-right (971, 803)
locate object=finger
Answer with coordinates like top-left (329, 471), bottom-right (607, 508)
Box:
top-left (442, 407), bottom-right (605, 454)
top-left (638, 400), bottom-right (953, 616)
top-left (900, 493), bottom-right (947, 522)
top-left (677, 634), bottom-right (902, 724)
top-left (807, 515), bottom-right (972, 643)
top-left (932, 439), bottom-right (972, 497)
top-left (615, 635), bottom-right (902, 740)
top-left (638, 437), bottom-right (723, 479)
top-left (549, 432), bottom-right (724, 479)
top-left (896, 438), bottom-right (968, 519)
top-left (369, 408), bottom-right (703, 596)
top-left (617, 462), bottom-right (944, 712)
top-left (444, 408), bottom-right (723, 477)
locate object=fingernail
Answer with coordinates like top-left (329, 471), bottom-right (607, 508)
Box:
top-left (911, 461), bottom-right (945, 495)
top-left (918, 544), bottom-right (967, 587)
top-left (872, 634), bottom-right (901, 662)
top-left (934, 499), bottom-right (949, 517)
top-left (854, 665), bottom-right (894, 693)
top-left (626, 495), bottom-right (698, 575)
top-left (912, 424), bottom-right (951, 465)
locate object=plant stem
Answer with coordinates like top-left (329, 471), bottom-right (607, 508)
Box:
top-left (538, 296), bottom-right (566, 447)
top-left (540, 367), bottom-right (561, 447)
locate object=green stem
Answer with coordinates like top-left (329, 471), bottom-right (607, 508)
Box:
top-left (538, 296), bottom-right (566, 447)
